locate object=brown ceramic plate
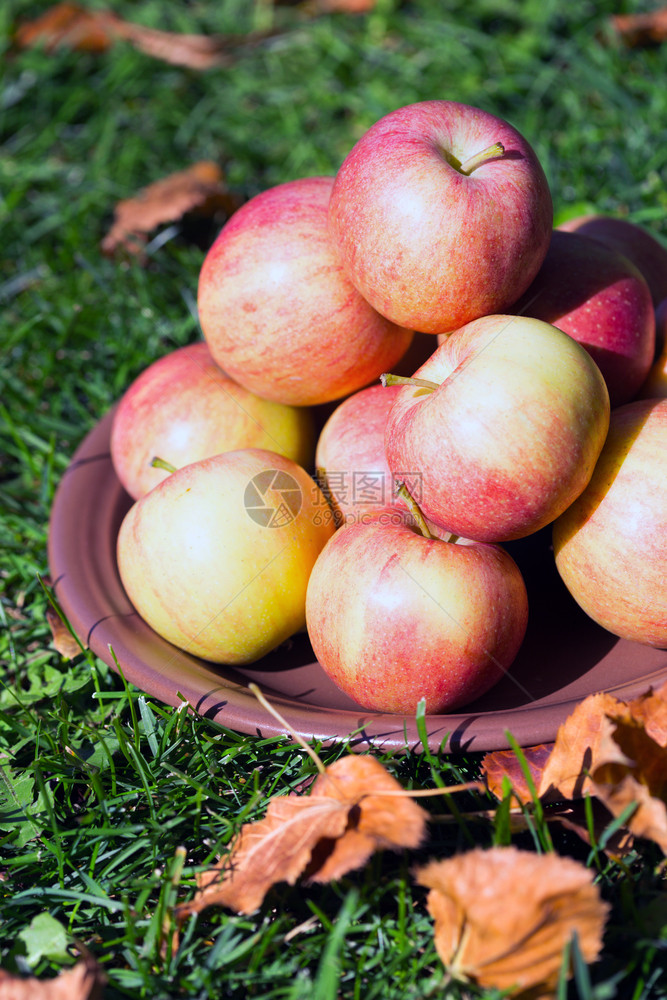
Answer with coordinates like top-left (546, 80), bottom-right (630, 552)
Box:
top-left (48, 408), bottom-right (667, 753)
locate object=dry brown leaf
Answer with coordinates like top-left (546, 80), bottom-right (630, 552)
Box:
top-left (522, 685), bottom-right (667, 854)
top-left (13, 3), bottom-right (278, 69)
top-left (612, 9), bottom-right (667, 46)
top-left (45, 605), bottom-right (84, 659)
top-left (416, 847), bottom-right (609, 998)
top-left (175, 754), bottom-right (427, 917)
top-left (304, 753), bottom-right (428, 883)
top-left (13, 3), bottom-right (119, 53)
top-left (626, 679), bottom-right (667, 747)
top-left (481, 743), bottom-right (553, 804)
top-left (537, 692), bottom-right (621, 800)
top-left (101, 161), bottom-right (240, 258)
top-left (110, 20), bottom-right (238, 70)
top-left (589, 700), bottom-right (667, 854)
top-left (0, 953), bottom-right (105, 1000)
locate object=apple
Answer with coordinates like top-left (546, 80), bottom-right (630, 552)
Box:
top-left (116, 448), bottom-right (335, 664)
top-left (327, 100), bottom-right (553, 334)
top-left (510, 230), bottom-right (655, 406)
top-left (305, 505), bottom-right (529, 714)
top-left (111, 341), bottom-right (316, 500)
top-left (315, 384), bottom-right (405, 525)
top-left (197, 176), bottom-right (413, 407)
top-left (384, 314), bottom-right (610, 543)
top-left (637, 301), bottom-right (667, 399)
top-left (553, 398), bottom-right (667, 647)
top-left (558, 214), bottom-right (667, 308)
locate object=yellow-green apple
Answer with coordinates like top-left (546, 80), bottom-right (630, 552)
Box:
top-left (558, 214), bottom-right (667, 308)
top-left (636, 299), bottom-right (667, 399)
top-left (327, 100), bottom-right (553, 334)
top-left (117, 448), bottom-right (335, 664)
top-left (305, 505), bottom-right (529, 714)
top-left (384, 314), bottom-right (610, 543)
top-left (111, 342), bottom-right (315, 499)
top-left (553, 398), bottom-right (667, 647)
top-left (197, 176), bottom-right (413, 407)
top-left (511, 230), bottom-right (655, 406)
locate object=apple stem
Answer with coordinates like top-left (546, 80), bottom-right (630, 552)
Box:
top-left (381, 373), bottom-right (439, 392)
top-left (151, 456), bottom-right (178, 474)
top-left (395, 481), bottom-right (434, 539)
top-left (459, 141), bottom-right (505, 175)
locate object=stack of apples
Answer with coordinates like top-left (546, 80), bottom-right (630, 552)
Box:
top-left (112, 100), bottom-right (667, 716)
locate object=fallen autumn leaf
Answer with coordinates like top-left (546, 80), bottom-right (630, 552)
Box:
top-left (45, 604), bottom-right (83, 659)
top-left (482, 683), bottom-right (667, 855)
top-left (589, 686), bottom-right (667, 854)
top-left (0, 952), bottom-right (105, 1000)
top-left (175, 754), bottom-right (428, 917)
top-left (101, 161), bottom-right (240, 258)
top-left (612, 8), bottom-right (667, 46)
top-left (416, 846), bottom-right (609, 998)
top-left (481, 743), bottom-right (553, 804)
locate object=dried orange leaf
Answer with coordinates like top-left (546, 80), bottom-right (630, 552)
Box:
top-left (481, 743), bottom-right (553, 804)
top-left (101, 161), bottom-right (239, 258)
top-left (45, 605), bottom-right (84, 659)
top-left (110, 20), bottom-right (235, 70)
top-left (589, 697), bottom-right (667, 854)
top-left (416, 847), bottom-right (609, 997)
top-left (537, 692), bottom-right (621, 800)
top-left (612, 9), bottom-right (667, 46)
top-left (305, 754), bottom-right (428, 883)
top-left (15, 4), bottom-right (286, 69)
top-left (626, 679), bottom-right (667, 747)
top-left (175, 754), bottom-right (427, 917)
top-left (0, 953), bottom-right (105, 1000)
top-left (14, 3), bottom-right (119, 52)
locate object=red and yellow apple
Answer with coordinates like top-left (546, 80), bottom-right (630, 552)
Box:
top-left (197, 176), bottom-right (413, 407)
top-left (385, 314), bottom-right (610, 542)
top-left (553, 398), bottom-right (667, 647)
top-left (558, 214), bottom-right (667, 308)
top-left (305, 506), bottom-right (529, 714)
top-left (328, 100), bottom-right (553, 334)
top-left (315, 383), bottom-right (404, 524)
top-left (511, 230), bottom-right (655, 406)
top-left (111, 342), bottom-right (315, 499)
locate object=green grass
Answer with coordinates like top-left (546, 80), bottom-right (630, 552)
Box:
top-left (1, 0), bottom-right (667, 996)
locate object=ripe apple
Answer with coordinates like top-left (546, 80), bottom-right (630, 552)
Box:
top-left (511, 230), bottom-right (655, 406)
top-left (111, 341), bottom-right (315, 500)
top-left (305, 506), bottom-right (529, 714)
top-left (327, 100), bottom-right (553, 334)
top-left (558, 214), bottom-right (667, 308)
top-left (384, 314), bottom-right (610, 543)
top-left (315, 384), bottom-right (405, 525)
top-left (116, 449), bottom-right (335, 664)
top-left (197, 176), bottom-right (413, 407)
top-left (553, 398), bottom-right (667, 647)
